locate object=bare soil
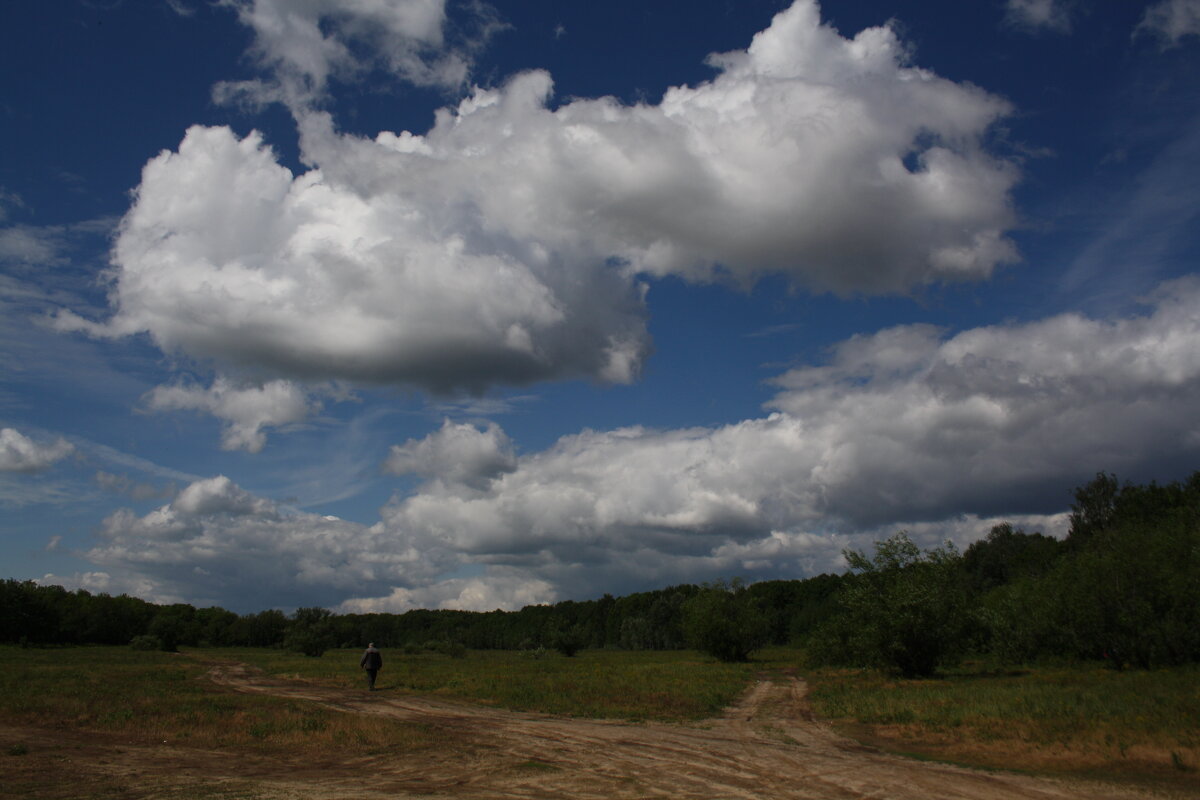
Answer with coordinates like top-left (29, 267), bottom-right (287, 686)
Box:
top-left (0, 662), bottom-right (1185, 799)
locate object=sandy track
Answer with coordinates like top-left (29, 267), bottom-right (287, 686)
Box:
top-left (196, 662), bottom-right (1158, 799)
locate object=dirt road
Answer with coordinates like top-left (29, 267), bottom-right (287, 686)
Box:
top-left (185, 662), bottom-right (1158, 799)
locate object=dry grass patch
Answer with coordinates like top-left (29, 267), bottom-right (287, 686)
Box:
top-left (0, 646), bottom-right (440, 759)
top-left (806, 661), bottom-right (1200, 791)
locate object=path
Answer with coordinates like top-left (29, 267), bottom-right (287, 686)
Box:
top-left (195, 662), bottom-right (1156, 799)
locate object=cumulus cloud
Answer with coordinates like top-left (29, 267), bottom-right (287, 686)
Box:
top-left (74, 277), bottom-right (1200, 610)
top-left (62, 0), bottom-right (1018, 403)
top-left (0, 428), bottom-right (74, 473)
top-left (85, 475), bottom-right (404, 608)
top-left (767, 275), bottom-right (1200, 523)
top-left (1005, 0), bottom-right (1072, 33)
top-left (384, 418), bottom-right (517, 490)
top-left (145, 377), bottom-right (318, 453)
top-left (1137, 0), bottom-right (1200, 46)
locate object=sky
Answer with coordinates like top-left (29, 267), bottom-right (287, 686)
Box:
top-left (2, 0), bottom-right (1199, 615)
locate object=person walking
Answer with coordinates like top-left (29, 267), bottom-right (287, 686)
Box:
top-left (360, 642), bottom-right (383, 691)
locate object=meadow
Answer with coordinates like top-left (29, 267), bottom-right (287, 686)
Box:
top-left (0, 646), bottom-right (441, 758)
top-left (804, 661), bottom-right (1200, 788)
top-left (206, 645), bottom-right (765, 720)
top-left (2, 645), bottom-right (1197, 792)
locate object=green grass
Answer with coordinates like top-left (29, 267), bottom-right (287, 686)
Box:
top-left (0, 645), bottom-right (438, 755)
top-left (210, 646), bottom-right (786, 721)
top-left (805, 661), bottom-right (1200, 779)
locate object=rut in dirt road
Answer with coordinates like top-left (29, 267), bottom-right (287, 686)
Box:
top-left (205, 662), bottom-right (1157, 800)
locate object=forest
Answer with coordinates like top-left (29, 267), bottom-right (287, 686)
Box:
top-left (3, 472), bottom-right (1197, 676)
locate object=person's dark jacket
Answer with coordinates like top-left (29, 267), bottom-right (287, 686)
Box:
top-left (360, 647), bottom-right (382, 670)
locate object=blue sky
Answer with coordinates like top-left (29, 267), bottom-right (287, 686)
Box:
top-left (2, 0), bottom-right (1199, 613)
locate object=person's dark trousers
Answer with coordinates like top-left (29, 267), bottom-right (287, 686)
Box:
top-left (366, 669), bottom-right (379, 690)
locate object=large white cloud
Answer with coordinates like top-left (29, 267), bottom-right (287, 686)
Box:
top-left (62, 0), bottom-right (1019, 403)
top-left (766, 277), bottom-right (1200, 524)
top-left (79, 277), bottom-right (1200, 611)
top-left (0, 428), bottom-right (74, 473)
top-left (84, 475), bottom-right (424, 609)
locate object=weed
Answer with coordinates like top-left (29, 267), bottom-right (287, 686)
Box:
top-left (7, 742), bottom-right (28, 756)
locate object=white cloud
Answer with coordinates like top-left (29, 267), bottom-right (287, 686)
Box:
top-left (39, 571), bottom-right (180, 605)
top-left (1005, 0), bottom-right (1072, 33)
top-left (59, 123), bottom-right (649, 393)
top-left (95, 471), bottom-right (173, 501)
top-left (0, 225), bottom-right (67, 266)
top-left (384, 418), bottom-right (517, 490)
top-left (0, 428), bottom-right (74, 473)
top-left (171, 474), bottom-right (277, 516)
top-left (85, 475), bottom-right (423, 609)
top-left (767, 276), bottom-right (1200, 523)
top-left (337, 571), bottom-right (556, 613)
top-left (214, 0), bottom-right (475, 111)
top-left (67, 276), bottom-right (1200, 610)
top-left (0, 188), bottom-right (25, 223)
top-left (1137, 0), bottom-right (1200, 46)
top-left (145, 377), bottom-right (318, 453)
top-left (63, 0), bottom-right (1019, 404)
top-left (165, 0), bottom-right (195, 17)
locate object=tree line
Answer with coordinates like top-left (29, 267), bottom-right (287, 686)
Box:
top-left (0, 570), bottom-right (840, 656)
top-left (3, 472), bottom-right (1196, 675)
top-left (807, 471), bottom-right (1200, 675)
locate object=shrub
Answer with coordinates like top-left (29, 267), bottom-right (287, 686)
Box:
top-left (682, 580), bottom-right (768, 663)
top-left (549, 625), bottom-right (587, 657)
top-left (809, 533), bottom-right (971, 677)
top-left (284, 629), bottom-right (332, 657)
top-left (129, 634), bottom-right (162, 651)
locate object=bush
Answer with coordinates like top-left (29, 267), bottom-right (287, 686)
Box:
top-left (129, 634), bottom-right (162, 651)
top-left (284, 607), bottom-right (335, 657)
top-left (549, 624), bottom-right (587, 657)
top-left (809, 533), bottom-right (971, 677)
top-left (419, 639), bottom-right (468, 657)
top-left (284, 629), bottom-right (332, 657)
top-left (682, 580), bottom-right (768, 663)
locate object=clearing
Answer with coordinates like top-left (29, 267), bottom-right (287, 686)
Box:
top-left (1, 659), bottom-right (1185, 799)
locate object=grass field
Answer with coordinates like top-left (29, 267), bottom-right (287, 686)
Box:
top-left (0, 646), bottom-right (440, 757)
top-left (804, 661), bottom-right (1200, 785)
top-left (207, 645), bottom-right (770, 721)
top-left (2, 644), bottom-right (1197, 791)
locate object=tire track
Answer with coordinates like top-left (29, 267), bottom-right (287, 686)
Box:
top-left (204, 661), bottom-right (1158, 799)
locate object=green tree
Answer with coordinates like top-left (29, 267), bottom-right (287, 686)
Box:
top-left (681, 580), bottom-right (768, 663)
top-left (962, 523), bottom-right (1064, 594)
top-left (548, 623), bottom-right (588, 657)
top-left (284, 607), bottom-right (336, 657)
top-left (810, 533), bottom-right (971, 677)
top-left (1067, 472), bottom-right (1120, 550)
top-left (985, 472), bottom-right (1200, 668)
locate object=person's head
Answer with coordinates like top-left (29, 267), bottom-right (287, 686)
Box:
top-left (368, 642), bottom-right (375, 648)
